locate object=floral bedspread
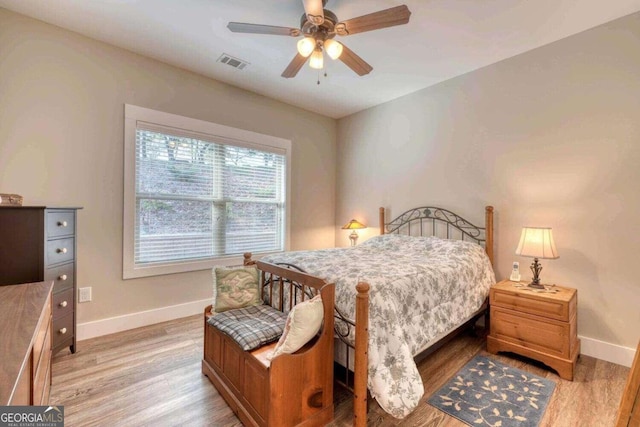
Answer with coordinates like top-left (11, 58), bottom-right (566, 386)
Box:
top-left (262, 234), bottom-right (495, 419)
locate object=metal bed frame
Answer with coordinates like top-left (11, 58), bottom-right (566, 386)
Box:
top-left (245, 205), bottom-right (494, 426)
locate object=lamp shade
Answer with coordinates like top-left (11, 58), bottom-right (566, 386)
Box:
top-left (342, 219), bottom-right (366, 230)
top-left (324, 39), bottom-right (343, 60)
top-left (515, 227), bottom-right (559, 259)
top-left (297, 37), bottom-right (315, 57)
top-left (309, 49), bottom-right (324, 69)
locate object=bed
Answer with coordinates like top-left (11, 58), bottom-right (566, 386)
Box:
top-left (250, 205), bottom-right (496, 423)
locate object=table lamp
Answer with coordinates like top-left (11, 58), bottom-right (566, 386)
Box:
top-left (515, 227), bottom-right (559, 289)
top-left (342, 219), bottom-right (366, 246)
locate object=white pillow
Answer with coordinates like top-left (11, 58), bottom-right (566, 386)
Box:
top-left (268, 294), bottom-right (324, 360)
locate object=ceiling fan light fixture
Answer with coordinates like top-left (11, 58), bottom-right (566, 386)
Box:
top-left (324, 39), bottom-right (343, 60)
top-left (309, 48), bottom-right (324, 69)
top-left (296, 37), bottom-right (316, 57)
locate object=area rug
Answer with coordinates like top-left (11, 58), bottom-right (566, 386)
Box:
top-left (428, 355), bottom-right (556, 427)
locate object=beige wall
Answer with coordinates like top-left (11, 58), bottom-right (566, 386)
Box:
top-left (0, 8), bottom-right (336, 323)
top-left (337, 13), bottom-right (640, 349)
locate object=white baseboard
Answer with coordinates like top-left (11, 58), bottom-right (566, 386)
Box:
top-left (77, 298), bottom-right (210, 341)
top-left (579, 335), bottom-right (636, 367)
top-left (78, 302), bottom-right (637, 368)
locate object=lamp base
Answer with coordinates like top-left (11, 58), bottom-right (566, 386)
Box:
top-left (527, 258), bottom-right (544, 289)
top-left (349, 230), bottom-right (358, 246)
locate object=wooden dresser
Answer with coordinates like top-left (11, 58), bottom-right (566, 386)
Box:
top-left (0, 281), bottom-right (54, 405)
top-left (616, 340), bottom-right (640, 427)
top-left (487, 279), bottom-right (580, 380)
top-left (0, 206), bottom-right (81, 355)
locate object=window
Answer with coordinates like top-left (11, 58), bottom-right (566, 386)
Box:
top-left (123, 105), bottom-right (291, 279)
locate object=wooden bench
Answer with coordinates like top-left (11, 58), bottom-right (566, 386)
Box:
top-left (202, 260), bottom-right (335, 427)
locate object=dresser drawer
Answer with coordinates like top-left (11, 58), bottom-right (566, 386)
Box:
top-left (490, 287), bottom-right (575, 322)
top-left (53, 288), bottom-right (73, 319)
top-left (46, 238), bottom-right (74, 266)
top-left (45, 263), bottom-right (74, 293)
top-left (46, 211), bottom-right (75, 238)
top-left (53, 312), bottom-right (74, 342)
top-left (490, 307), bottom-right (573, 359)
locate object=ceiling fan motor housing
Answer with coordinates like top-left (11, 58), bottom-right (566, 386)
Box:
top-left (300, 9), bottom-right (338, 41)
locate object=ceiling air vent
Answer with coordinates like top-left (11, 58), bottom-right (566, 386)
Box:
top-left (217, 53), bottom-right (249, 70)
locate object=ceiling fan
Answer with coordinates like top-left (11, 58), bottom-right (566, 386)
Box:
top-left (227, 0), bottom-right (411, 78)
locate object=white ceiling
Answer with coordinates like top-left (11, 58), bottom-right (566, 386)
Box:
top-left (1, 0), bottom-right (640, 118)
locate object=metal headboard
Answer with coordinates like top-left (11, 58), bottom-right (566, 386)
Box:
top-left (379, 206), bottom-right (494, 266)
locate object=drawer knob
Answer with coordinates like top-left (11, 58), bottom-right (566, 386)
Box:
top-left (58, 221), bottom-right (68, 227)
top-left (59, 301), bottom-right (68, 308)
top-left (59, 274), bottom-right (68, 281)
top-left (57, 247), bottom-right (68, 254)
top-left (59, 327), bottom-right (67, 335)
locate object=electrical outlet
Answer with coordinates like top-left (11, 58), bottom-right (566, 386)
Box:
top-left (79, 287), bottom-right (92, 303)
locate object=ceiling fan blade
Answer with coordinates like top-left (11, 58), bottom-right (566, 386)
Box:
top-left (227, 22), bottom-right (300, 37)
top-left (335, 5), bottom-right (411, 36)
top-left (339, 44), bottom-right (373, 76)
top-left (281, 53), bottom-right (308, 78)
top-left (302, 0), bottom-right (325, 25)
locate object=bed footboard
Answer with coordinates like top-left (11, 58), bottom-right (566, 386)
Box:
top-left (354, 282), bottom-right (370, 427)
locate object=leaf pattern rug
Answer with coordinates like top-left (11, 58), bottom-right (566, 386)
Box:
top-left (428, 355), bottom-right (556, 427)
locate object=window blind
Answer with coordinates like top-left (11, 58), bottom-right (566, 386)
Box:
top-left (134, 128), bottom-right (286, 266)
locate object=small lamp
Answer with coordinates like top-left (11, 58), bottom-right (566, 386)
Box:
top-left (515, 227), bottom-right (559, 289)
top-left (342, 219), bottom-right (366, 246)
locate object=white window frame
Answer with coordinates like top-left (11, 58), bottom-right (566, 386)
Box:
top-left (123, 105), bottom-right (291, 279)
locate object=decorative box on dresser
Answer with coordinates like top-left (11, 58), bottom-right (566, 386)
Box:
top-left (0, 281), bottom-right (53, 405)
top-left (0, 206), bottom-right (81, 355)
top-left (487, 279), bottom-right (580, 381)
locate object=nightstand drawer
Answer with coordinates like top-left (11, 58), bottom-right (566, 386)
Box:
top-left (491, 289), bottom-right (571, 321)
top-left (490, 282), bottom-right (576, 322)
top-left (490, 307), bottom-right (574, 359)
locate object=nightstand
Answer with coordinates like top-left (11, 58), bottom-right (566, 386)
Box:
top-left (487, 279), bottom-right (580, 380)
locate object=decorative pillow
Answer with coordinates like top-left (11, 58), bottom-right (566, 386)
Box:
top-left (208, 304), bottom-right (287, 351)
top-left (268, 295), bottom-right (324, 360)
top-left (213, 266), bottom-right (261, 313)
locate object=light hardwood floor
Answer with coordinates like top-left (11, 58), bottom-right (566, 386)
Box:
top-left (51, 315), bottom-right (629, 426)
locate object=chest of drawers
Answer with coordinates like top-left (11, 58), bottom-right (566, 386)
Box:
top-left (0, 206), bottom-right (81, 355)
top-left (487, 279), bottom-right (580, 380)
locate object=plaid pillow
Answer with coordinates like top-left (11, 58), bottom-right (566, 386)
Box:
top-left (208, 304), bottom-right (287, 351)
